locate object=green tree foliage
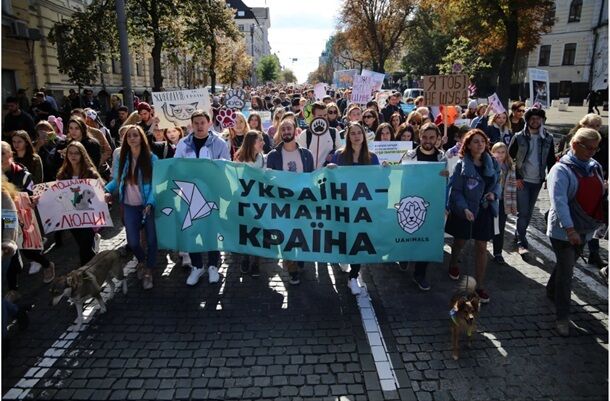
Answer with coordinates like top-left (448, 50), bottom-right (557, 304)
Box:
top-left (48, 0), bottom-right (117, 87)
top-left (437, 36), bottom-right (491, 81)
top-left (279, 69), bottom-right (297, 84)
top-left (184, 0), bottom-right (241, 93)
top-left (256, 55), bottom-right (281, 83)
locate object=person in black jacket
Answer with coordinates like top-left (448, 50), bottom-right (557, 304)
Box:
top-left (52, 117), bottom-right (102, 174)
top-left (2, 97), bottom-right (35, 140)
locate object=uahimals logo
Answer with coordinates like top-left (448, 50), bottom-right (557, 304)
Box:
top-left (395, 196), bottom-right (429, 234)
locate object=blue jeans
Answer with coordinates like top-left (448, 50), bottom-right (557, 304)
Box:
top-left (547, 238), bottom-right (578, 320)
top-left (516, 181), bottom-right (543, 247)
top-left (190, 251), bottom-right (220, 269)
top-left (123, 204), bottom-right (157, 269)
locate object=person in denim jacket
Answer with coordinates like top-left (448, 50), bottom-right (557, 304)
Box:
top-left (446, 129), bottom-right (500, 303)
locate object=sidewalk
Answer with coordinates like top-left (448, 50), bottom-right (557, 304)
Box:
top-left (544, 106), bottom-right (607, 135)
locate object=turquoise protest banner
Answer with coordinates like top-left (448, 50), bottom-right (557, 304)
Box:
top-left (153, 159), bottom-right (446, 264)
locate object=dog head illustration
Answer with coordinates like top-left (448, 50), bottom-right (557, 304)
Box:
top-left (395, 196), bottom-right (429, 234)
top-left (74, 189), bottom-right (95, 210)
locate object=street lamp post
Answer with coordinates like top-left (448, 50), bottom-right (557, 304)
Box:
top-left (250, 24), bottom-right (255, 86)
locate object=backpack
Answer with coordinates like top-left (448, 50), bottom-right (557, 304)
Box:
top-left (306, 127), bottom-right (337, 151)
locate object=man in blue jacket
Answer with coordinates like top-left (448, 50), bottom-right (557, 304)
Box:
top-left (175, 110), bottom-right (230, 286)
top-left (266, 118), bottom-right (314, 284)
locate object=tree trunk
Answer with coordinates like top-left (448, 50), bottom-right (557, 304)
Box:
top-left (210, 40), bottom-right (217, 94)
top-left (150, 1), bottom-right (163, 91)
top-left (497, 11), bottom-right (518, 108)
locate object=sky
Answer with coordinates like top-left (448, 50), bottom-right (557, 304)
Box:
top-left (242, 0), bottom-right (343, 83)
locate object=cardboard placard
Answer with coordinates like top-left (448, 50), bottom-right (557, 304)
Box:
top-left (487, 93), bottom-right (507, 114)
top-left (314, 83), bottom-right (327, 101)
top-left (362, 69), bottom-right (385, 92)
top-left (423, 74), bottom-right (469, 106)
top-left (152, 89), bottom-right (212, 129)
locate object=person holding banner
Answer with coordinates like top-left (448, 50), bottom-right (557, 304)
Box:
top-left (266, 118), bottom-right (314, 285)
top-left (176, 110), bottom-right (230, 286)
top-left (329, 122), bottom-right (380, 295)
top-left (445, 130), bottom-right (500, 303)
top-left (233, 130), bottom-right (266, 277)
top-left (55, 141), bottom-right (103, 265)
top-left (104, 126), bottom-right (158, 290)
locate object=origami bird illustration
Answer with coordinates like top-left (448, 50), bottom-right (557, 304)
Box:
top-left (164, 181), bottom-right (218, 230)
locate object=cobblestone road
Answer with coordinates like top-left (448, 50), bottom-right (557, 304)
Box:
top-left (2, 190), bottom-right (607, 401)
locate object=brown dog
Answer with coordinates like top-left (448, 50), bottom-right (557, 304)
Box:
top-left (49, 250), bottom-right (128, 331)
top-left (450, 275), bottom-right (480, 360)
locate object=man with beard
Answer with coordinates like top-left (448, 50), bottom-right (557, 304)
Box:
top-left (508, 108), bottom-right (556, 256)
top-left (296, 102), bottom-right (341, 169)
top-left (400, 122), bottom-right (447, 290)
top-left (266, 117), bottom-right (314, 285)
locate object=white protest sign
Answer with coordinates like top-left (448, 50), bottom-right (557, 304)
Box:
top-left (259, 111), bottom-right (272, 131)
top-left (376, 90), bottom-right (393, 109)
top-left (423, 74), bottom-right (469, 106)
top-left (487, 93), bottom-right (506, 114)
top-left (370, 141), bottom-right (413, 164)
top-left (362, 69), bottom-right (385, 92)
top-left (152, 88), bottom-right (211, 129)
top-left (351, 75), bottom-right (374, 105)
top-left (34, 179), bottom-right (113, 234)
top-left (528, 68), bottom-right (550, 108)
top-left (314, 83), bottom-right (327, 101)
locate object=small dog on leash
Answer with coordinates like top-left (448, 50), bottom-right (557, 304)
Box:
top-left (450, 275), bottom-right (480, 360)
top-left (49, 250), bottom-right (128, 330)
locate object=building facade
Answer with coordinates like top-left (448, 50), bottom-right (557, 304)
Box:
top-left (524, 0), bottom-right (607, 104)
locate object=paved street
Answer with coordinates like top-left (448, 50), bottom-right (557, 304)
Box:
top-left (2, 185), bottom-right (607, 401)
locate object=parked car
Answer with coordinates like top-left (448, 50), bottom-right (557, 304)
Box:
top-left (403, 88), bottom-right (424, 99)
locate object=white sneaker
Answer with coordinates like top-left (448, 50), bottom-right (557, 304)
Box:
top-left (186, 266), bottom-right (205, 286)
top-left (348, 278), bottom-right (361, 295)
top-left (93, 233), bottom-right (101, 253)
top-left (339, 263), bottom-right (350, 272)
top-left (180, 252), bottom-right (192, 268)
top-left (208, 265), bottom-right (220, 283)
top-left (28, 262), bottom-right (42, 275)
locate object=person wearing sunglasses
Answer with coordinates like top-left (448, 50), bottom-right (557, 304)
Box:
top-left (361, 109), bottom-right (379, 142)
top-left (508, 107), bottom-right (556, 256)
top-left (509, 101), bottom-right (526, 133)
top-left (326, 102), bottom-right (345, 130)
top-left (546, 128), bottom-right (605, 336)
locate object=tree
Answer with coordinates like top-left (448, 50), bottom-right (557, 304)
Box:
top-left (400, 6), bottom-right (452, 78)
top-left (437, 36), bottom-right (491, 81)
top-left (127, 0), bottom-right (183, 91)
top-left (217, 36), bottom-right (252, 88)
top-left (338, 0), bottom-right (416, 72)
top-left (256, 55), bottom-right (281, 83)
top-left (279, 69), bottom-right (297, 84)
top-left (48, 0), bottom-right (118, 89)
top-left (424, 0), bottom-right (555, 105)
top-left (184, 0), bottom-right (241, 93)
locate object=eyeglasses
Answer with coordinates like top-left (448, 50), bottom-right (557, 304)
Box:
top-left (328, 110), bottom-right (338, 115)
top-left (576, 142), bottom-right (600, 153)
top-left (363, 115), bottom-right (374, 120)
top-left (517, 109), bottom-right (525, 113)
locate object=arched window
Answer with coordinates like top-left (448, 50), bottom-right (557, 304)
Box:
top-left (568, 0), bottom-right (582, 23)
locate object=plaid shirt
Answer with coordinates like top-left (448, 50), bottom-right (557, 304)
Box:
top-left (502, 165), bottom-right (518, 215)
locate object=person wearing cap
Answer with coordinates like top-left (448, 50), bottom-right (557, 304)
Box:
top-left (508, 107), bottom-right (556, 255)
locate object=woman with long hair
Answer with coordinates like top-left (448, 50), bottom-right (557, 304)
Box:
top-left (490, 142), bottom-right (517, 264)
top-left (104, 125), bottom-right (158, 290)
top-left (476, 107), bottom-right (512, 145)
top-left (268, 108), bottom-right (286, 145)
top-left (329, 122), bottom-right (380, 295)
top-left (233, 130), bottom-right (265, 276)
top-left (374, 123), bottom-right (395, 142)
top-left (389, 112), bottom-right (402, 134)
top-left (445, 129), bottom-right (500, 303)
top-left (56, 141), bottom-right (102, 265)
top-left (327, 102), bottom-right (345, 130)
top-left (362, 108), bottom-right (379, 140)
top-left (164, 126), bottom-right (184, 148)
top-left (225, 112), bottom-right (250, 160)
top-left (405, 111), bottom-right (423, 142)
top-left (53, 117), bottom-right (102, 172)
top-left (247, 112), bottom-right (273, 153)
top-left (11, 130), bottom-right (43, 184)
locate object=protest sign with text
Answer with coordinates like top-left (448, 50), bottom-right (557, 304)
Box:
top-left (153, 159), bottom-right (446, 264)
top-left (351, 75), bottom-right (374, 105)
top-left (34, 179), bottom-right (113, 234)
top-left (152, 89), bottom-right (211, 129)
top-left (333, 69), bottom-right (359, 89)
top-left (423, 74), bottom-right (469, 106)
top-left (15, 192), bottom-right (43, 250)
top-left (362, 69), bottom-right (385, 92)
top-left (369, 141), bottom-right (413, 164)
top-left (487, 93), bottom-right (506, 114)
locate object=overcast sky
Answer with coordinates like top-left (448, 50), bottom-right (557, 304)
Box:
top-left (243, 0), bottom-right (343, 83)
